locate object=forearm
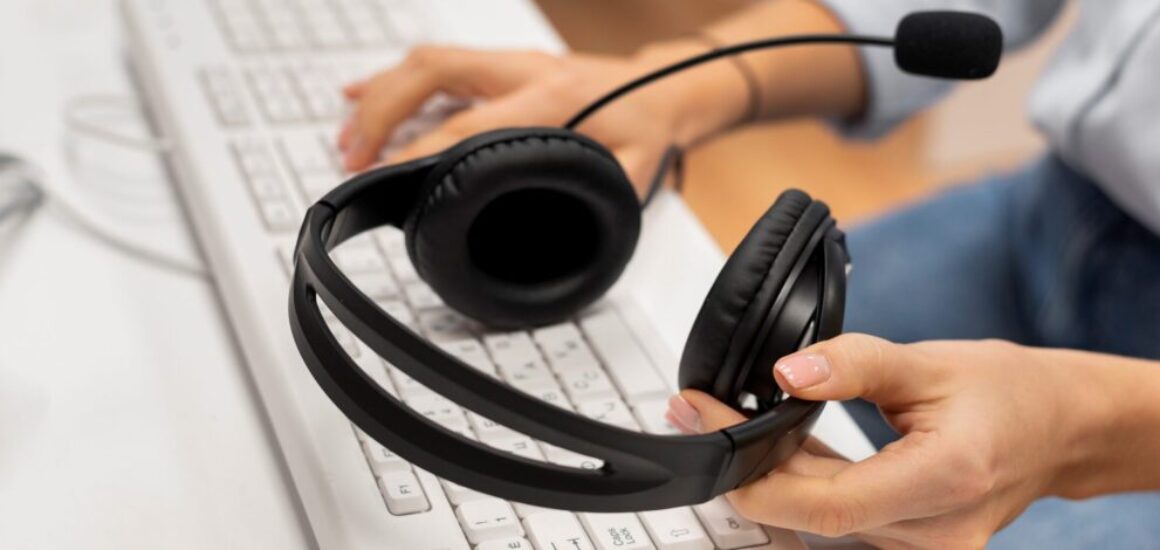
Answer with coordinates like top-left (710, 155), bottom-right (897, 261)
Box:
top-left (631, 0), bottom-right (866, 145)
top-left (702, 0), bottom-right (865, 121)
top-left (1050, 348), bottom-right (1160, 498)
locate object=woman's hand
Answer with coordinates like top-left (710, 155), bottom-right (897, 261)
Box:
top-left (665, 334), bottom-right (1119, 548)
top-left (337, 42), bottom-right (749, 195)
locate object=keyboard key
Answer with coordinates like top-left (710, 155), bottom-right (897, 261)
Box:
top-left (632, 399), bottom-right (682, 436)
top-left (525, 512), bottom-right (595, 550)
top-left (483, 332), bottom-right (541, 365)
top-left (374, 227), bottom-right (408, 259)
top-left (378, 470), bottom-right (429, 515)
top-left (531, 322), bottom-right (582, 348)
top-left (246, 67), bottom-right (307, 123)
top-left (388, 254), bottom-right (420, 283)
top-left (377, 1), bottom-right (429, 43)
top-left (232, 139), bottom-right (298, 224)
top-left (456, 498), bottom-right (523, 543)
top-left (325, 320), bottom-right (362, 358)
top-left (333, 243), bottom-right (387, 273)
top-left (387, 365), bottom-right (435, 400)
top-left (289, 66), bottom-right (345, 119)
top-left (443, 423), bottom-right (477, 441)
top-left (576, 398), bottom-right (639, 430)
top-left (224, 18), bottom-right (268, 52)
top-left (541, 444), bottom-right (602, 471)
top-left (559, 368), bottom-right (617, 402)
top-left (296, 171), bottom-right (338, 202)
top-left (482, 434), bottom-right (545, 462)
top-left (511, 379), bottom-right (573, 411)
top-left (258, 198), bottom-right (299, 232)
top-left (418, 308), bottom-right (477, 341)
top-left (404, 281), bottom-right (444, 310)
top-left (513, 502), bottom-right (554, 519)
top-left (441, 479), bottom-right (488, 506)
top-left (265, 14), bottom-right (305, 49)
top-left (579, 513), bottom-right (653, 550)
top-left (278, 132), bottom-right (337, 177)
top-left (405, 394), bottom-right (467, 430)
top-left (199, 68), bottom-right (249, 126)
top-left (348, 272), bottom-right (399, 300)
top-left (375, 299), bottom-right (417, 330)
top-left (438, 338), bottom-right (497, 376)
top-left (692, 497), bottom-right (769, 549)
top-left (362, 440), bottom-right (411, 474)
top-left (477, 537), bottom-right (533, 550)
top-left (580, 310), bottom-right (669, 404)
top-left (247, 172), bottom-right (285, 200)
top-left (233, 139), bottom-right (278, 176)
top-left (353, 353), bottom-right (394, 394)
top-left (346, 12), bottom-right (391, 46)
top-left (306, 14), bottom-right (350, 47)
top-left (640, 508), bottom-right (712, 550)
top-left (534, 323), bottom-right (601, 371)
top-left (275, 242), bottom-right (295, 276)
top-left (467, 411), bottom-right (520, 441)
top-left (496, 356), bottom-right (556, 387)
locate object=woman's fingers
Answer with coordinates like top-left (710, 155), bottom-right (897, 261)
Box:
top-left (337, 117), bottom-right (359, 151)
top-left (388, 88), bottom-right (552, 164)
top-left (342, 79), bottom-right (369, 100)
top-left (669, 381), bottom-right (976, 537)
top-left (726, 431), bottom-right (967, 537)
top-left (668, 389), bottom-right (744, 434)
top-left (773, 333), bottom-right (946, 408)
top-left (342, 64), bottom-right (440, 171)
top-left (669, 334), bottom-right (946, 438)
top-left (341, 46), bottom-right (556, 171)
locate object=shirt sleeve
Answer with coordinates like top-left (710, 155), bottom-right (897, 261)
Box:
top-left (817, 0), bottom-right (1066, 138)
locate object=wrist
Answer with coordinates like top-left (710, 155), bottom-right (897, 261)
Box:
top-left (1045, 350), bottom-right (1160, 499)
top-left (631, 39), bottom-right (751, 146)
top-left (1043, 351), bottom-right (1115, 499)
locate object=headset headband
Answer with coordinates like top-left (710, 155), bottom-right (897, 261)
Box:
top-left (289, 157), bottom-right (825, 510)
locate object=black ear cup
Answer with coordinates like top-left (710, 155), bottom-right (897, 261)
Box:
top-left (678, 190), bottom-right (843, 410)
top-left (403, 128), bottom-right (640, 328)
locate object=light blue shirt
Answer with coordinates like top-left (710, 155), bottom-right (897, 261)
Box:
top-left (821, 0), bottom-right (1160, 235)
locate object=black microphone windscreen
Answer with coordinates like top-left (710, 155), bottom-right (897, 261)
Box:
top-left (894, 11), bottom-right (1003, 80)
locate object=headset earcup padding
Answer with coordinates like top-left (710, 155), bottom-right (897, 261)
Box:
top-left (678, 190), bottom-right (826, 405)
top-left (404, 128), bottom-right (640, 328)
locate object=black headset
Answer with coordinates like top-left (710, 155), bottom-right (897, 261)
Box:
top-left (290, 12), bottom-right (1002, 512)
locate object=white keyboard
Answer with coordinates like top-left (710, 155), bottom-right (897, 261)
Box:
top-left (122, 0), bottom-right (805, 548)
top-left (319, 232), bottom-right (788, 550)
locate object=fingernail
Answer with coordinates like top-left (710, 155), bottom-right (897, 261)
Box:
top-left (775, 353), bottom-right (832, 390)
top-left (666, 394), bottom-right (701, 434)
top-left (343, 135), bottom-right (365, 171)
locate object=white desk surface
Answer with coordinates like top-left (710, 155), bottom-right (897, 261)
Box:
top-left (0, 2), bottom-right (311, 547)
top-left (0, 1), bottom-right (872, 548)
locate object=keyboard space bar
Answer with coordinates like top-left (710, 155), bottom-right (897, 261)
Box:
top-left (579, 310), bottom-right (669, 405)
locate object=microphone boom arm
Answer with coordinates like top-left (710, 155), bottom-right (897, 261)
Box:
top-left (564, 34), bottom-right (894, 130)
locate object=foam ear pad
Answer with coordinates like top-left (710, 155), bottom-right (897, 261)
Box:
top-left (678, 190), bottom-right (832, 408)
top-left (404, 128), bottom-right (640, 328)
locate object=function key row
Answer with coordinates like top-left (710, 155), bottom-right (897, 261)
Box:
top-left (208, 0), bottom-right (431, 53)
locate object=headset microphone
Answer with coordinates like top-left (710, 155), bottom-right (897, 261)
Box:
top-left (894, 11), bottom-right (1003, 79)
top-left (566, 10), bottom-right (1004, 128)
top-left (291, 11), bottom-right (1003, 512)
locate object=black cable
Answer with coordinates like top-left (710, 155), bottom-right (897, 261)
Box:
top-left (564, 34), bottom-right (894, 130)
top-left (640, 145), bottom-right (683, 208)
top-left (688, 31), bottom-right (763, 123)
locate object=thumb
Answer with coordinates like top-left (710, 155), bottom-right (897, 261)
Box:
top-left (666, 389), bottom-right (747, 434)
top-left (773, 333), bottom-right (940, 407)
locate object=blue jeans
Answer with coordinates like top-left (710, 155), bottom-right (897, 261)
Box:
top-left (841, 155), bottom-right (1160, 548)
